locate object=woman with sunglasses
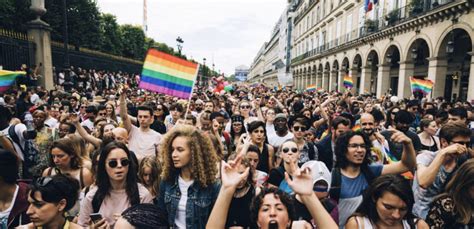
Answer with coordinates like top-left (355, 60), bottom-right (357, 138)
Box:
top-left (385, 107), bottom-right (400, 129)
top-left (267, 140), bottom-right (300, 194)
top-left (19, 174), bottom-right (82, 229)
top-left (78, 141), bottom-right (153, 228)
top-left (155, 125), bottom-right (220, 228)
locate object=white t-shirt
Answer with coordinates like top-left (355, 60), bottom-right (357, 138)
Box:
top-left (175, 176), bottom-right (194, 228)
top-left (0, 185), bottom-right (19, 228)
top-left (128, 126), bottom-right (162, 161)
top-left (267, 131), bottom-right (294, 149)
top-left (1, 124), bottom-right (27, 160)
top-left (80, 119), bottom-right (95, 132)
top-left (44, 117), bottom-right (58, 129)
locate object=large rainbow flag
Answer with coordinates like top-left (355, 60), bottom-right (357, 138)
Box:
top-left (410, 77), bottom-right (433, 95)
top-left (343, 75), bottom-right (353, 89)
top-left (0, 70), bottom-right (26, 93)
top-left (139, 49), bottom-right (199, 99)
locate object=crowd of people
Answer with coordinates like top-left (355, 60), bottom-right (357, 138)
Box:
top-left (0, 67), bottom-right (474, 228)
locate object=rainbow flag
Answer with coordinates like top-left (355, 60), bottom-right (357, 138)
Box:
top-left (139, 49), bottom-right (199, 99)
top-left (343, 75), bottom-right (353, 89)
top-left (352, 124), bottom-right (361, 132)
top-left (410, 77), bottom-right (433, 95)
top-left (383, 146), bottom-right (414, 179)
top-left (306, 84), bottom-right (316, 92)
top-left (0, 70), bottom-right (25, 93)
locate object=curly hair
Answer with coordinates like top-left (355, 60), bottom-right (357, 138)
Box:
top-left (160, 125), bottom-right (219, 188)
top-left (334, 131), bottom-right (372, 169)
top-left (250, 187), bottom-right (295, 226)
top-left (138, 156), bottom-right (162, 197)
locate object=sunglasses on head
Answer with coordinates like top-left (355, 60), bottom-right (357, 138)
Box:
top-left (282, 147), bottom-right (298, 153)
top-left (107, 158), bottom-right (130, 168)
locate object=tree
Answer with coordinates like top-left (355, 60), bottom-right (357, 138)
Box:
top-left (119, 24), bottom-right (145, 59)
top-left (99, 13), bottom-right (122, 55)
top-left (0, 0), bottom-right (34, 31)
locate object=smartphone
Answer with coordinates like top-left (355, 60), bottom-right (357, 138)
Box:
top-left (90, 213), bottom-right (103, 224)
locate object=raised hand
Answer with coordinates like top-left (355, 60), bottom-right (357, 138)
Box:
top-left (221, 155), bottom-right (250, 190)
top-left (284, 162), bottom-right (313, 196)
top-left (388, 127), bottom-right (412, 145)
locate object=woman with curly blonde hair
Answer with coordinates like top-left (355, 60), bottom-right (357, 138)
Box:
top-left (155, 125), bottom-right (220, 228)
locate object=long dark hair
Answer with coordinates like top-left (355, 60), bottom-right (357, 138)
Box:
top-left (92, 141), bottom-right (140, 212)
top-left (351, 174), bottom-right (418, 228)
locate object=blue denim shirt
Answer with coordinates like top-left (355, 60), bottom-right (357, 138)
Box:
top-left (155, 176), bottom-right (221, 229)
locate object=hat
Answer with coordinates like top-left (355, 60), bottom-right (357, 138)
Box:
top-left (231, 115), bottom-right (244, 123)
top-left (301, 161), bottom-right (331, 191)
top-left (390, 96), bottom-right (399, 103)
top-left (93, 96), bottom-right (106, 103)
top-left (274, 113), bottom-right (288, 121)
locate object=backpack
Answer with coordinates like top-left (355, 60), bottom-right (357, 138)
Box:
top-left (8, 125), bottom-right (40, 179)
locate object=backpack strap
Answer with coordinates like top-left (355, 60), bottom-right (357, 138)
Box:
top-left (307, 142), bottom-right (317, 160)
top-left (329, 167), bottom-right (342, 203)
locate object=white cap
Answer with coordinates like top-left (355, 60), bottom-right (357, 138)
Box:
top-left (301, 160), bottom-right (331, 191)
top-left (390, 96), bottom-right (399, 103)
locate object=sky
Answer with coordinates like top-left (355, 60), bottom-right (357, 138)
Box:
top-left (96, 0), bottom-right (288, 76)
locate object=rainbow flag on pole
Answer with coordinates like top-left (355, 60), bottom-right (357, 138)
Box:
top-left (0, 70), bottom-right (25, 93)
top-left (410, 77), bottom-right (433, 95)
top-left (343, 75), bottom-right (353, 89)
top-left (306, 84), bottom-right (316, 92)
top-left (139, 49), bottom-right (199, 99)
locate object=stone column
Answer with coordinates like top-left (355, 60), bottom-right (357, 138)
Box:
top-left (27, 1), bottom-right (53, 90)
top-left (427, 57), bottom-right (447, 99)
top-left (467, 53), bottom-right (474, 102)
top-left (359, 66), bottom-right (372, 95)
top-left (398, 61), bottom-right (415, 99)
top-left (329, 70), bottom-right (338, 91)
top-left (322, 70), bottom-right (329, 91)
top-left (376, 64), bottom-right (391, 98)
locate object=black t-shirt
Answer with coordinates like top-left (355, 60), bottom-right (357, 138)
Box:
top-left (268, 166), bottom-right (286, 187)
top-left (225, 186), bottom-right (254, 228)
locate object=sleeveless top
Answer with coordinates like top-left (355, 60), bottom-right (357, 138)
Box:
top-left (225, 186), bottom-right (255, 228)
top-left (420, 136), bottom-right (438, 152)
top-left (256, 144), bottom-right (270, 173)
top-left (354, 216), bottom-right (415, 229)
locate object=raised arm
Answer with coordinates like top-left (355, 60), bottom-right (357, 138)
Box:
top-left (285, 164), bottom-right (338, 229)
top-left (70, 114), bottom-right (102, 148)
top-left (382, 129), bottom-right (416, 175)
top-left (119, 91), bottom-right (132, 133)
top-left (206, 156), bottom-right (249, 228)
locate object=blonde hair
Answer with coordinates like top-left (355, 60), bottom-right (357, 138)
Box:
top-left (160, 125), bottom-right (219, 188)
top-left (442, 159), bottom-right (474, 224)
top-left (138, 156), bottom-right (161, 197)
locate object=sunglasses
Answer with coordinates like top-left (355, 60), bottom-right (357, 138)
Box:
top-left (155, 108), bottom-right (163, 111)
top-left (240, 105), bottom-right (251, 109)
top-left (98, 113), bottom-right (107, 116)
top-left (293, 126), bottom-right (306, 132)
top-left (107, 158), bottom-right (130, 168)
top-left (35, 176), bottom-right (53, 187)
top-left (282, 147), bottom-right (298, 153)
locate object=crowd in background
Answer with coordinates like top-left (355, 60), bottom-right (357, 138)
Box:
top-left (0, 67), bottom-right (474, 228)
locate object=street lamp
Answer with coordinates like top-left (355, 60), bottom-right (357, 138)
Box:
top-left (201, 58), bottom-right (206, 87)
top-left (176, 36), bottom-right (183, 55)
top-left (62, 0), bottom-right (71, 91)
top-left (386, 53), bottom-right (392, 64)
top-left (411, 47), bottom-right (418, 60)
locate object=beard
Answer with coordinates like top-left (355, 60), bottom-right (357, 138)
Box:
top-left (196, 107), bottom-right (203, 112)
top-left (362, 128), bottom-right (374, 137)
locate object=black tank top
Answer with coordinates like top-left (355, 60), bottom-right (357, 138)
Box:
top-left (257, 144), bottom-right (270, 173)
top-left (225, 186), bottom-right (255, 228)
top-left (420, 136), bottom-right (439, 152)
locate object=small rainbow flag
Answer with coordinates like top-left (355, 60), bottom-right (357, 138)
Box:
top-left (139, 49), bottom-right (199, 99)
top-left (306, 84), bottom-right (316, 92)
top-left (410, 77), bottom-right (433, 95)
top-left (0, 70), bottom-right (26, 93)
top-left (352, 124), bottom-right (361, 132)
top-left (343, 75), bottom-right (353, 89)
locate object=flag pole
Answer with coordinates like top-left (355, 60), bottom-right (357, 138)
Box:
top-left (183, 64), bottom-right (200, 121)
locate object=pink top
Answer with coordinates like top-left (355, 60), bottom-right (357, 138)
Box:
top-left (78, 183), bottom-right (153, 227)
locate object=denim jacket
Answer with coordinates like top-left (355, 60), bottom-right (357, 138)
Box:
top-left (155, 176), bottom-right (221, 229)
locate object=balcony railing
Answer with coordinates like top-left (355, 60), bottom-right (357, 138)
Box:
top-left (291, 0), bottom-right (455, 64)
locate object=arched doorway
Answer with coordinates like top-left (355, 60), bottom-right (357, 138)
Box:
top-left (438, 28), bottom-right (472, 101)
top-left (407, 38), bottom-right (430, 99)
top-left (317, 63), bottom-right (323, 89)
top-left (365, 50), bottom-right (379, 95)
top-left (324, 62), bottom-right (331, 90)
top-left (384, 45), bottom-right (401, 96)
top-left (352, 54), bottom-right (362, 93)
top-left (331, 60), bottom-right (339, 91)
top-left (340, 57), bottom-right (350, 91)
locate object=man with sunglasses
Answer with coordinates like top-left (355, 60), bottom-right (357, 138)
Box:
top-left (290, 116), bottom-right (318, 165)
top-left (413, 122), bottom-right (474, 219)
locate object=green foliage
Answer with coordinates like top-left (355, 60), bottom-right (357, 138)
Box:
top-left (0, 0), bottom-right (34, 31)
top-left (99, 13), bottom-right (123, 55)
top-left (119, 24), bottom-right (145, 59)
